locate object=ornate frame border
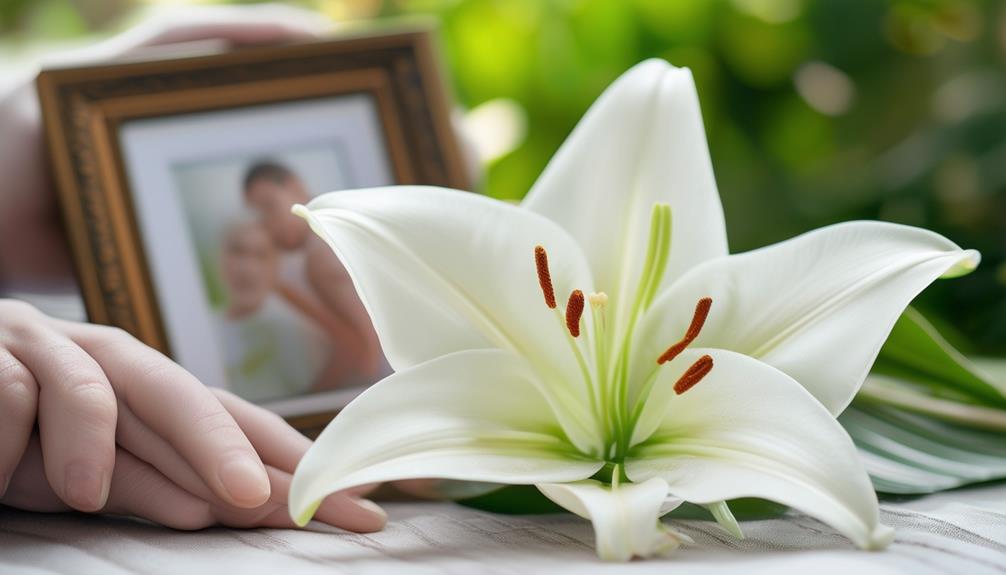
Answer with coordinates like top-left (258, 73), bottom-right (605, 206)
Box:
top-left (36, 27), bottom-right (468, 432)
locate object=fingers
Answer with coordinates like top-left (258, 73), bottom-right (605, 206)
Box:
top-left (214, 465), bottom-right (386, 532)
top-left (101, 448), bottom-right (215, 531)
top-left (211, 388), bottom-right (377, 498)
top-left (66, 324), bottom-right (270, 509)
top-left (188, 392), bottom-right (386, 531)
top-left (2, 434), bottom-right (385, 532)
top-left (131, 4), bottom-right (329, 49)
top-left (120, 390), bottom-right (384, 531)
top-left (113, 401), bottom-right (216, 502)
top-left (0, 348), bottom-right (37, 496)
top-left (211, 388), bottom-right (312, 472)
top-left (0, 435), bottom-right (70, 513)
top-left (9, 436), bottom-right (217, 530)
top-left (5, 319), bottom-right (116, 512)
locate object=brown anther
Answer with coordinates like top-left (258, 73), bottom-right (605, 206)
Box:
top-left (684, 297), bottom-right (712, 340)
top-left (673, 355), bottom-right (713, 395)
top-left (534, 245), bottom-right (557, 309)
top-left (657, 297), bottom-right (713, 364)
top-left (565, 290), bottom-right (585, 337)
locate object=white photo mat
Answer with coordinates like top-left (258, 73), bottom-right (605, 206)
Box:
top-left (119, 94), bottom-right (394, 416)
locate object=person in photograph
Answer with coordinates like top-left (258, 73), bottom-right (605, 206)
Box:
top-left (241, 160), bottom-right (387, 386)
top-left (214, 220), bottom-right (332, 402)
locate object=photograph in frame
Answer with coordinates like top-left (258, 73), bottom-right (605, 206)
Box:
top-left (36, 28), bottom-right (469, 434)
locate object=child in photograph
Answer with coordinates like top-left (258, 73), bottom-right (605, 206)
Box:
top-left (241, 160), bottom-right (388, 387)
top-left (215, 221), bottom-right (329, 402)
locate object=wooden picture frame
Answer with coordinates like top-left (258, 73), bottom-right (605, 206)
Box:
top-left (37, 26), bottom-right (469, 435)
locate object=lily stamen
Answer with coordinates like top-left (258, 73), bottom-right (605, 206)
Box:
top-left (566, 290), bottom-right (585, 337)
top-left (657, 297), bottom-right (713, 365)
top-left (673, 355), bottom-right (714, 395)
top-left (534, 245), bottom-right (558, 309)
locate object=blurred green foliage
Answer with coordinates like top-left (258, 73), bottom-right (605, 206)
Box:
top-left (3, 0), bottom-right (1005, 353)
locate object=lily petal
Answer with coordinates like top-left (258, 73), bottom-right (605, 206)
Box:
top-left (627, 349), bottom-right (894, 550)
top-left (537, 478), bottom-right (689, 561)
top-left (298, 186), bottom-right (602, 450)
top-left (522, 60), bottom-right (727, 334)
top-left (633, 221), bottom-right (980, 415)
top-left (290, 349), bottom-right (604, 525)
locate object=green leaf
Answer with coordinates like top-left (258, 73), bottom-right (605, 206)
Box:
top-left (849, 307), bottom-right (1006, 494)
top-left (873, 307), bottom-right (1006, 408)
top-left (842, 402), bottom-right (1006, 494)
top-left (857, 376), bottom-right (1006, 432)
top-left (458, 485), bottom-right (564, 514)
top-left (458, 485), bottom-right (787, 520)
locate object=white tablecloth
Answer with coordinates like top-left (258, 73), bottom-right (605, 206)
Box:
top-left (2, 483), bottom-right (1005, 575)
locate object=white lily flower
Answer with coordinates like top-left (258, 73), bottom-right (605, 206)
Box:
top-left (288, 60), bottom-right (979, 561)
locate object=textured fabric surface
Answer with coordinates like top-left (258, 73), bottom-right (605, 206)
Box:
top-left (2, 484), bottom-right (1004, 574)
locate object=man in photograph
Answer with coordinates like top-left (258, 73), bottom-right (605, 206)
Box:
top-left (241, 160), bottom-right (386, 388)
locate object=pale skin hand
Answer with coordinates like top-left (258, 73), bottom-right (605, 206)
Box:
top-left (0, 6), bottom-right (386, 531)
top-left (0, 299), bottom-right (386, 530)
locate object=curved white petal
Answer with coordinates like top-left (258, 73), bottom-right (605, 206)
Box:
top-left (290, 350), bottom-right (603, 525)
top-left (627, 349), bottom-right (893, 550)
top-left (297, 186), bottom-right (602, 448)
top-left (537, 478), bottom-right (689, 561)
top-left (633, 221), bottom-right (980, 414)
top-left (522, 59), bottom-right (727, 334)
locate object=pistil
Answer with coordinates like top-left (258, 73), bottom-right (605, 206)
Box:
top-left (611, 204), bottom-right (673, 458)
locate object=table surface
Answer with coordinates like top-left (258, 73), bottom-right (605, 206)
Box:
top-left (4, 290), bottom-right (1005, 574)
top-left (2, 483), bottom-right (1005, 575)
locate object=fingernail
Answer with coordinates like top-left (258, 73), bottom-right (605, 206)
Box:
top-left (217, 455), bottom-right (270, 507)
top-left (65, 463), bottom-right (109, 511)
top-left (356, 498), bottom-right (387, 520)
top-left (353, 497), bottom-right (388, 530)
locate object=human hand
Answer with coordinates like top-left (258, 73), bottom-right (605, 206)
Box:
top-left (0, 4), bottom-right (328, 289)
top-left (0, 299), bottom-right (385, 531)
